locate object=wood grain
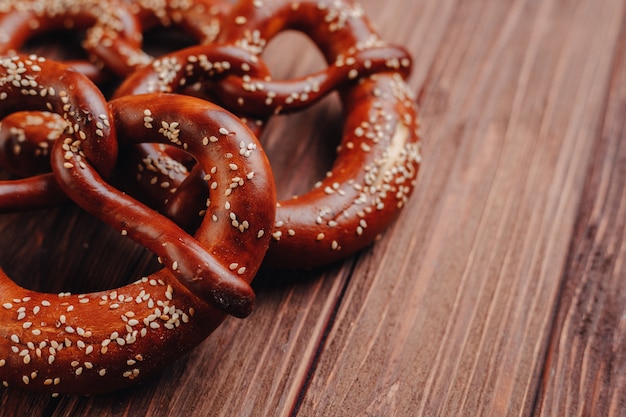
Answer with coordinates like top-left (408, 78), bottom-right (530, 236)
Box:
top-left (297, 0), bottom-right (626, 415)
top-left (534, 10), bottom-right (626, 416)
top-left (1, 0), bottom-right (625, 416)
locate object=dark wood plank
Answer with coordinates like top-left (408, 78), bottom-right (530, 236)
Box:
top-left (296, 0), bottom-right (626, 415)
top-left (534, 10), bottom-right (626, 416)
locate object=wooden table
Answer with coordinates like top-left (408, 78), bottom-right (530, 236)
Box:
top-left (2, 0), bottom-right (626, 415)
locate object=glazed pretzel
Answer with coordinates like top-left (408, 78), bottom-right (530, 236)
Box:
top-left (0, 92), bottom-right (276, 395)
top-left (114, 0), bottom-right (422, 268)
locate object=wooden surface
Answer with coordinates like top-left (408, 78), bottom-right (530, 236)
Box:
top-left (2, 0), bottom-right (626, 415)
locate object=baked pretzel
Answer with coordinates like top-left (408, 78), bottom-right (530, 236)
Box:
top-left (114, 0), bottom-right (422, 268)
top-left (0, 54), bottom-right (118, 211)
top-left (0, 93), bottom-right (276, 395)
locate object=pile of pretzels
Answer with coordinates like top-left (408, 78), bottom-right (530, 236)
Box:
top-left (0, 0), bottom-right (421, 395)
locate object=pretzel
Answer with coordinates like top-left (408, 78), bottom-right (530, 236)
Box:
top-left (0, 93), bottom-right (276, 395)
top-left (114, 0), bottom-right (422, 269)
top-left (0, 54), bottom-right (117, 212)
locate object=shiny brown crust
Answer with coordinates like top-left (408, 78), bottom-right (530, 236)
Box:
top-left (0, 93), bottom-right (276, 395)
top-left (113, 0), bottom-right (422, 268)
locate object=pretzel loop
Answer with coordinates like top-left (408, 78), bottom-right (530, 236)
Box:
top-left (213, 44), bottom-right (412, 117)
top-left (0, 0), bottom-right (145, 82)
top-left (0, 55), bottom-right (117, 211)
top-left (109, 0), bottom-right (422, 268)
top-left (114, 43), bottom-right (271, 97)
top-left (90, 0), bottom-right (235, 76)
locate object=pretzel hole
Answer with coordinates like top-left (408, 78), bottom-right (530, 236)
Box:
top-left (141, 25), bottom-right (198, 58)
top-left (0, 207), bottom-right (161, 295)
top-left (22, 29), bottom-right (89, 63)
top-left (261, 30), bottom-right (327, 81)
top-left (261, 91), bottom-right (343, 200)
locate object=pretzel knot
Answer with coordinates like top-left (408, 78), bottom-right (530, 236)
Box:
top-left (0, 58), bottom-right (276, 394)
top-left (116, 0), bottom-right (422, 268)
